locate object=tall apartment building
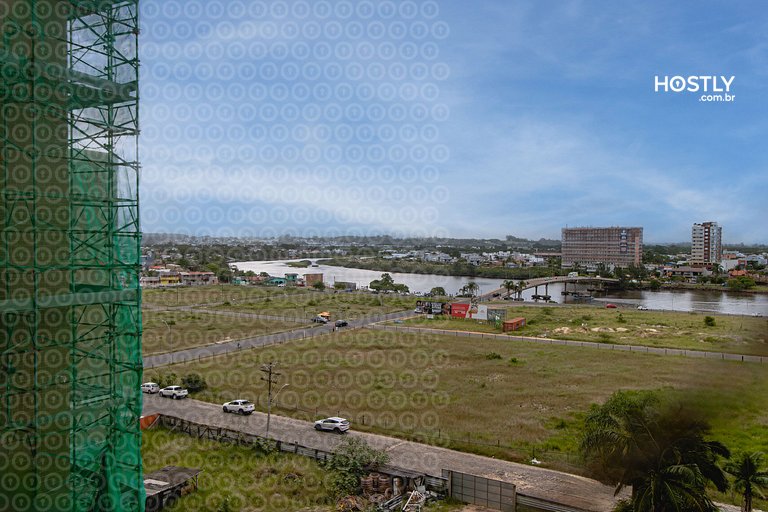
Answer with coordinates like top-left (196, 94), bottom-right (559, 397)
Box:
top-left (561, 227), bottom-right (643, 268)
top-left (1, 1), bottom-right (143, 510)
top-left (691, 222), bottom-right (722, 266)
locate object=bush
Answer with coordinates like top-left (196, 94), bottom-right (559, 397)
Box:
top-left (181, 373), bottom-right (208, 393)
top-left (485, 352), bottom-right (502, 360)
top-left (617, 313), bottom-right (626, 324)
top-left (324, 437), bottom-right (389, 497)
top-left (704, 316), bottom-right (716, 327)
top-left (152, 372), bottom-right (178, 388)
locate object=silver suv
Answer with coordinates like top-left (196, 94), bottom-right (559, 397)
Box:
top-left (159, 386), bottom-right (188, 399)
top-left (314, 417), bottom-right (350, 433)
top-left (222, 399), bottom-right (255, 415)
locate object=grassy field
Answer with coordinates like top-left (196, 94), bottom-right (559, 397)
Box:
top-left (209, 290), bottom-right (413, 320)
top-left (142, 310), bottom-right (300, 355)
top-left (161, 329), bottom-right (768, 488)
top-left (142, 428), bottom-right (334, 511)
top-left (402, 304), bottom-right (768, 356)
top-left (142, 285), bottom-right (310, 307)
top-left (142, 428), bottom-right (463, 512)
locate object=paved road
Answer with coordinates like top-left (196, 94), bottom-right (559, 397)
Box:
top-left (143, 310), bottom-right (415, 369)
top-left (143, 394), bottom-right (620, 511)
top-left (372, 324), bottom-right (768, 364)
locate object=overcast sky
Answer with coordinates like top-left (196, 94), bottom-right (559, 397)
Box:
top-left (139, 0), bottom-right (768, 243)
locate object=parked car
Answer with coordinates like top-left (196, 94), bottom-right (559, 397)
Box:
top-left (605, 303), bottom-right (618, 309)
top-left (334, 320), bottom-right (348, 327)
top-left (141, 382), bottom-right (159, 394)
top-left (311, 316), bottom-right (328, 323)
top-left (222, 399), bottom-right (255, 415)
top-left (637, 305), bottom-right (648, 311)
top-left (314, 417), bottom-right (350, 434)
top-left (159, 386), bottom-right (188, 399)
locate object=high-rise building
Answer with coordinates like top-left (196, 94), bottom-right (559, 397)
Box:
top-left (691, 222), bottom-right (722, 266)
top-left (1, 1), bottom-right (143, 510)
top-left (561, 227), bottom-right (643, 268)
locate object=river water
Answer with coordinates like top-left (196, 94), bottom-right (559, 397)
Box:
top-left (232, 260), bottom-right (768, 316)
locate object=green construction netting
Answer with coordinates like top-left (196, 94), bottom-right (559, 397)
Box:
top-left (1, 1), bottom-right (143, 510)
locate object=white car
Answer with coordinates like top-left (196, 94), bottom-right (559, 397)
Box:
top-left (159, 386), bottom-right (188, 399)
top-left (222, 399), bottom-right (255, 415)
top-left (637, 305), bottom-right (649, 311)
top-left (141, 382), bottom-right (160, 394)
top-left (314, 417), bottom-right (350, 434)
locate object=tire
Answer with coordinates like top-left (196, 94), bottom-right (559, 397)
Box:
top-left (314, 424), bottom-right (322, 431)
top-left (334, 428), bottom-right (341, 434)
top-left (223, 406), bottom-right (228, 413)
top-left (238, 409), bottom-right (244, 415)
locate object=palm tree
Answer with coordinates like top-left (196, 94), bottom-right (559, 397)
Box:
top-left (502, 279), bottom-right (515, 298)
top-left (514, 280), bottom-right (527, 299)
top-left (464, 281), bottom-right (479, 297)
top-left (581, 391), bottom-right (729, 512)
top-left (725, 452), bottom-right (768, 512)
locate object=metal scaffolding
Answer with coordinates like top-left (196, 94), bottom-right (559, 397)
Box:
top-left (1, 1), bottom-right (143, 510)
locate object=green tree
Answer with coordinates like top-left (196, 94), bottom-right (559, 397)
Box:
top-left (325, 437), bottom-right (389, 497)
top-left (581, 391), bottom-right (729, 511)
top-left (502, 279), bottom-right (515, 298)
top-left (312, 281), bottom-right (326, 291)
top-left (462, 281), bottom-right (479, 297)
top-left (429, 286), bottom-right (446, 297)
top-left (725, 452), bottom-right (768, 512)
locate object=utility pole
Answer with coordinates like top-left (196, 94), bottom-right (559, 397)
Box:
top-left (260, 361), bottom-right (281, 438)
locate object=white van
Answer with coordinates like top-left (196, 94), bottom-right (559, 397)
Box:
top-left (567, 272), bottom-right (579, 278)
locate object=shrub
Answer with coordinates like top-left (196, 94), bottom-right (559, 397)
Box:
top-left (181, 373), bottom-right (208, 393)
top-left (485, 352), bottom-right (502, 360)
top-left (324, 437), bottom-right (389, 497)
top-left (617, 313), bottom-right (626, 324)
top-left (704, 316), bottom-right (716, 327)
top-left (152, 372), bottom-right (178, 388)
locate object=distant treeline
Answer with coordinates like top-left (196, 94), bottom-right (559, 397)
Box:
top-left (319, 257), bottom-right (566, 280)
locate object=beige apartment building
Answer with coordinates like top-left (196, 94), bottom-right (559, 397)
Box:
top-left (561, 227), bottom-right (643, 268)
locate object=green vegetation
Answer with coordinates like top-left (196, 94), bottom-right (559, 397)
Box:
top-left (286, 259), bottom-right (312, 268)
top-left (402, 305), bottom-right (768, 356)
top-left (142, 310), bottom-right (298, 355)
top-left (369, 272), bottom-right (410, 293)
top-left (142, 284), bottom-right (309, 307)
top-left (581, 391), bottom-right (729, 511)
top-left (321, 257), bottom-right (565, 280)
top-left (325, 437), bottom-right (389, 496)
top-left (181, 373), bottom-right (208, 393)
top-left (160, 329), bottom-right (768, 499)
top-left (729, 276), bottom-right (758, 290)
top-left (209, 289), bottom-right (412, 320)
top-left (142, 428), bottom-right (335, 512)
top-left (725, 452), bottom-right (768, 512)
top-left (430, 286), bottom-right (447, 297)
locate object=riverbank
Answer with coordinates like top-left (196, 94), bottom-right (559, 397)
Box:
top-left (317, 257), bottom-right (563, 280)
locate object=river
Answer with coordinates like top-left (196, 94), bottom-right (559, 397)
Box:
top-left (232, 260), bottom-right (768, 316)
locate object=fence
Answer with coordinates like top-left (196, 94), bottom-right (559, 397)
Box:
top-left (154, 415), bottom-right (604, 512)
top-left (443, 470), bottom-right (516, 511)
top-left (373, 324), bottom-right (768, 364)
